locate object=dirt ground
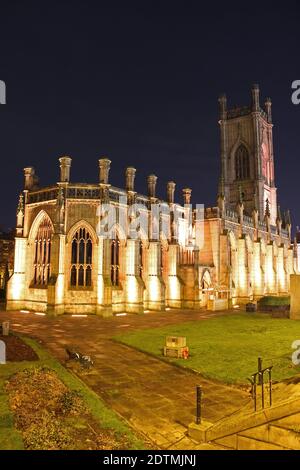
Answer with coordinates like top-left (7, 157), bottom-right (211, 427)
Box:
top-left (6, 367), bottom-right (133, 450)
top-left (0, 334), bottom-right (38, 361)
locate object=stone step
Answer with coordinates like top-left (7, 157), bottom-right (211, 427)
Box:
top-left (239, 424), bottom-right (269, 442)
top-left (236, 434), bottom-right (287, 450)
top-left (268, 424), bottom-right (300, 450)
top-left (206, 397), bottom-right (300, 442)
top-left (214, 434), bottom-right (237, 449)
top-left (214, 424), bottom-right (285, 450)
top-left (214, 419), bottom-right (300, 450)
top-left (274, 413), bottom-right (300, 429)
top-left (194, 442), bottom-right (228, 450)
top-left (239, 417), bottom-right (300, 449)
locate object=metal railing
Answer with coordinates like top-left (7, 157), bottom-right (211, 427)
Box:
top-left (248, 357), bottom-right (273, 411)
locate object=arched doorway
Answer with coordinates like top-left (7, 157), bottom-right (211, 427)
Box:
top-left (200, 269), bottom-right (212, 307)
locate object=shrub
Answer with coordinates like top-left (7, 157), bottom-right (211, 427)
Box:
top-left (258, 296), bottom-right (290, 306)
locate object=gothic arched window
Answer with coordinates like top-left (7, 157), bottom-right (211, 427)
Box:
top-left (70, 228), bottom-right (93, 287)
top-left (33, 216), bottom-right (53, 286)
top-left (111, 236), bottom-right (120, 286)
top-left (235, 145), bottom-right (250, 180)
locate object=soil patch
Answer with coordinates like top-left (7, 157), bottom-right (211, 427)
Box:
top-left (0, 335), bottom-right (38, 362)
top-left (5, 367), bottom-right (132, 450)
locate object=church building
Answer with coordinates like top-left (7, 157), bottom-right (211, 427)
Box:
top-left (6, 85), bottom-right (297, 315)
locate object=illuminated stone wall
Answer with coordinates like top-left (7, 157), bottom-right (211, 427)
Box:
top-left (6, 153), bottom-right (295, 315)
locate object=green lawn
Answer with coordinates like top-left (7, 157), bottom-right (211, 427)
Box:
top-left (115, 313), bottom-right (300, 385)
top-left (0, 337), bottom-right (144, 450)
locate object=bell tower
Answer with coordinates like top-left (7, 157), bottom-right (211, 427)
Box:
top-left (218, 84), bottom-right (277, 225)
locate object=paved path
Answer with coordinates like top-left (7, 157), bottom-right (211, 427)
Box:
top-left (0, 309), bottom-right (250, 449)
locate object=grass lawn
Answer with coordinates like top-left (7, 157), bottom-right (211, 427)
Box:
top-left (115, 312), bottom-right (300, 385)
top-left (0, 336), bottom-right (145, 450)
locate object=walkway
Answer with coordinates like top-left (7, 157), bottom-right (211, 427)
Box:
top-left (0, 309), bottom-right (250, 449)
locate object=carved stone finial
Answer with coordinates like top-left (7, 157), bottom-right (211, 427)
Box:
top-left (277, 205), bottom-right (282, 222)
top-left (265, 97), bottom-right (272, 123)
top-left (17, 193), bottom-right (24, 215)
top-left (16, 193), bottom-right (24, 231)
top-left (167, 181), bottom-right (176, 204)
top-left (182, 188), bottom-right (192, 205)
top-left (57, 186), bottom-right (64, 205)
top-left (218, 93), bottom-right (227, 120)
top-left (251, 84), bottom-right (260, 112)
top-left (238, 185), bottom-right (243, 205)
top-left (147, 174), bottom-right (157, 199)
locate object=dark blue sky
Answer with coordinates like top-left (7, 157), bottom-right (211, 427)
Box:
top-left (0, 1), bottom-right (300, 230)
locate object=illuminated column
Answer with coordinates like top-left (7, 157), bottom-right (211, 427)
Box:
top-left (96, 237), bottom-right (113, 317)
top-left (286, 246), bottom-right (295, 291)
top-left (232, 246), bottom-right (238, 302)
top-left (265, 242), bottom-right (276, 294)
top-left (253, 241), bottom-right (263, 297)
top-left (277, 245), bottom-right (286, 293)
top-left (96, 158), bottom-right (113, 316)
top-left (46, 187), bottom-right (67, 315)
top-left (248, 244), bottom-right (254, 299)
top-left (182, 188), bottom-right (192, 246)
top-left (219, 232), bottom-right (228, 290)
top-left (6, 188), bottom-right (28, 310)
top-left (145, 241), bottom-right (165, 311)
top-left (167, 181), bottom-right (176, 243)
top-left (46, 233), bottom-right (66, 316)
top-left (6, 237), bottom-right (27, 310)
top-left (237, 237), bottom-right (248, 300)
top-left (165, 184), bottom-right (183, 308)
top-left (274, 247), bottom-right (279, 294)
top-left (166, 244), bottom-right (182, 308)
top-left (124, 239), bottom-right (144, 313)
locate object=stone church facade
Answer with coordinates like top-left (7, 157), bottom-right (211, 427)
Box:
top-left (6, 85), bottom-right (297, 315)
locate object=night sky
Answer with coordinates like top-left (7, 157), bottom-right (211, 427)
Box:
top-left (1, 1), bottom-right (300, 231)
